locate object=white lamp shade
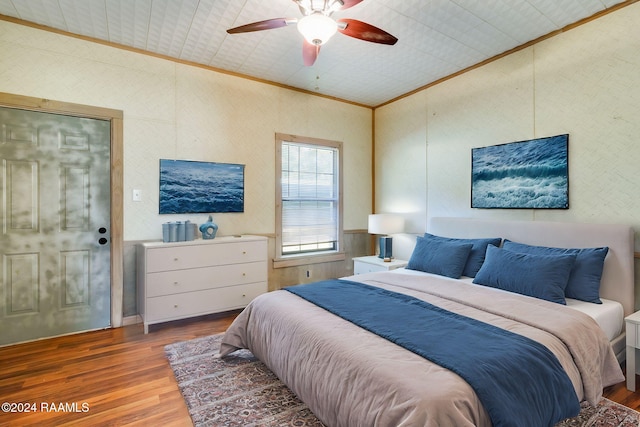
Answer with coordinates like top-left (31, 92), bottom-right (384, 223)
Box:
top-left (368, 214), bottom-right (404, 235)
top-left (297, 13), bottom-right (338, 45)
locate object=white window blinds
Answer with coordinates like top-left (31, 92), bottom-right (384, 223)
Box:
top-left (280, 141), bottom-right (339, 255)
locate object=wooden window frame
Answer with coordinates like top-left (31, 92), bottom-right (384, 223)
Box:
top-left (274, 133), bottom-right (345, 268)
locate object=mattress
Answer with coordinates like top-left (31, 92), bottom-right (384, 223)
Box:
top-left (566, 298), bottom-right (623, 342)
top-left (386, 268), bottom-right (624, 341)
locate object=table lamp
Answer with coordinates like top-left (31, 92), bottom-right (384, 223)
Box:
top-left (368, 214), bottom-right (404, 261)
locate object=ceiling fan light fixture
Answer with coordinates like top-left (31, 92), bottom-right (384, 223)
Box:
top-left (297, 0), bottom-right (343, 13)
top-left (297, 13), bottom-right (338, 45)
top-left (326, 0), bottom-right (345, 13)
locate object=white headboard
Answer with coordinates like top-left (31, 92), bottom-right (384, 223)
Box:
top-left (428, 217), bottom-right (635, 316)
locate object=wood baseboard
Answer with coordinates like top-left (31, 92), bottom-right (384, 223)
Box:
top-left (122, 315), bottom-right (141, 326)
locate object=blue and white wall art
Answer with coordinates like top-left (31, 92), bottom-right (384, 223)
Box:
top-left (471, 134), bottom-right (569, 209)
top-left (159, 159), bottom-right (245, 214)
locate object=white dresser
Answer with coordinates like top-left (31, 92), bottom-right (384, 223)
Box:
top-left (137, 235), bottom-right (268, 333)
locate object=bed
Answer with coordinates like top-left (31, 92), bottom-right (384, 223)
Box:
top-left (220, 217), bottom-right (634, 426)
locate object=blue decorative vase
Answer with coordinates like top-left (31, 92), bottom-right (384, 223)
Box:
top-left (199, 215), bottom-right (218, 240)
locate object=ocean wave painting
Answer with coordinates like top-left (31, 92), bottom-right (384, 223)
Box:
top-left (471, 135), bottom-right (569, 209)
top-left (159, 159), bottom-right (244, 214)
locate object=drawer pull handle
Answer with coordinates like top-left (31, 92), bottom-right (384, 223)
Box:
top-left (242, 251), bottom-right (246, 255)
top-left (174, 304), bottom-right (178, 308)
top-left (173, 281), bottom-right (179, 285)
top-left (242, 273), bottom-right (246, 276)
top-left (242, 294), bottom-right (246, 298)
top-left (174, 257), bottom-right (179, 261)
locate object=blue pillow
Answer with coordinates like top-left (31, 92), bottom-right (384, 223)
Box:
top-left (424, 233), bottom-right (502, 277)
top-left (473, 245), bottom-right (577, 305)
top-left (407, 236), bottom-right (473, 278)
top-left (502, 240), bottom-right (608, 304)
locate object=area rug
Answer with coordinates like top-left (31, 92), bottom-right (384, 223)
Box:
top-left (165, 333), bottom-right (640, 427)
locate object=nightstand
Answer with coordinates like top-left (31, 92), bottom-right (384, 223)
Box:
top-left (353, 256), bottom-right (408, 275)
top-left (625, 311), bottom-right (640, 391)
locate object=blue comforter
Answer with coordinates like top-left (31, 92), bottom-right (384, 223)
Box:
top-left (285, 279), bottom-right (580, 427)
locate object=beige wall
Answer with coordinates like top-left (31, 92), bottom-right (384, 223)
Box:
top-left (0, 19), bottom-right (372, 241)
top-left (4, 3), bottom-right (640, 312)
top-left (376, 3), bottom-right (640, 246)
top-left (375, 3), bottom-right (640, 303)
top-left (0, 19), bottom-right (373, 317)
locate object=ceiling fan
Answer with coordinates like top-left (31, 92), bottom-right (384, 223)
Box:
top-left (226, 0), bottom-right (398, 66)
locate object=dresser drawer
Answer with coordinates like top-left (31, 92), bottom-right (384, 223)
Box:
top-left (145, 281), bottom-right (266, 322)
top-left (145, 261), bottom-right (267, 297)
top-left (145, 239), bottom-right (266, 273)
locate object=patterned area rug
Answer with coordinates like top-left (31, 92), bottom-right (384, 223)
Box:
top-left (165, 333), bottom-right (640, 427)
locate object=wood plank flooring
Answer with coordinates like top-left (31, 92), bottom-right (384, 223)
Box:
top-left (0, 311), bottom-right (639, 426)
top-left (0, 312), bottom-right (237, 426)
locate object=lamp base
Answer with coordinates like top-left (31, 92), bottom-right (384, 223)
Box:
top-left (378, 236), bottom-right (393, 261)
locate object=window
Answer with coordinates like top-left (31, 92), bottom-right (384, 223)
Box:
top-left (275, 133), bottom-right (344, 266)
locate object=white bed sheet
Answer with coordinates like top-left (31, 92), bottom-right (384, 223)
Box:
top-left (565, 298), bottom-right (623, 342)
top-left (385, 268), bottom-right (623, 342)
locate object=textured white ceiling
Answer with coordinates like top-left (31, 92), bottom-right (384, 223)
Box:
top-left (0, 0), bottom-right (630, 107)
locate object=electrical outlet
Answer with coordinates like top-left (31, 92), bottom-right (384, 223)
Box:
top-left (132, 189), bottom-right (142, 202)
top-left (306, 270), bottom-right (311, 278)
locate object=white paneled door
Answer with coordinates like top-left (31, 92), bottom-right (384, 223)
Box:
top-left (0, 107), bottom-right (111, 346)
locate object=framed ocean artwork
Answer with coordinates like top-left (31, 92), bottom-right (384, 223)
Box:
top-left (471, 134), bottom-right (569, 209)
top-left (159, 159), bottom-right (245, 214)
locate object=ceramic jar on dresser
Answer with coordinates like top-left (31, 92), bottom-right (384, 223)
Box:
top-left (136, 235), bottom-right (267, 333)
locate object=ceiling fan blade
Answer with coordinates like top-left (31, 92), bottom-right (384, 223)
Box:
top-left (227, 18), bottom-right (295, 34)
top-left (337, 19), bottom-right (398, 45)
top-left (302, 40), bottom-right (320, 66)
top-left (339, 0), bottom-right (364, 10)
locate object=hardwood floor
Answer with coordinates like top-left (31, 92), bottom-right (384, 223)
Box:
top-left (1, 311), bottom-right (639, 426)
top-left (0, 312), bottom-right (238, 427)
